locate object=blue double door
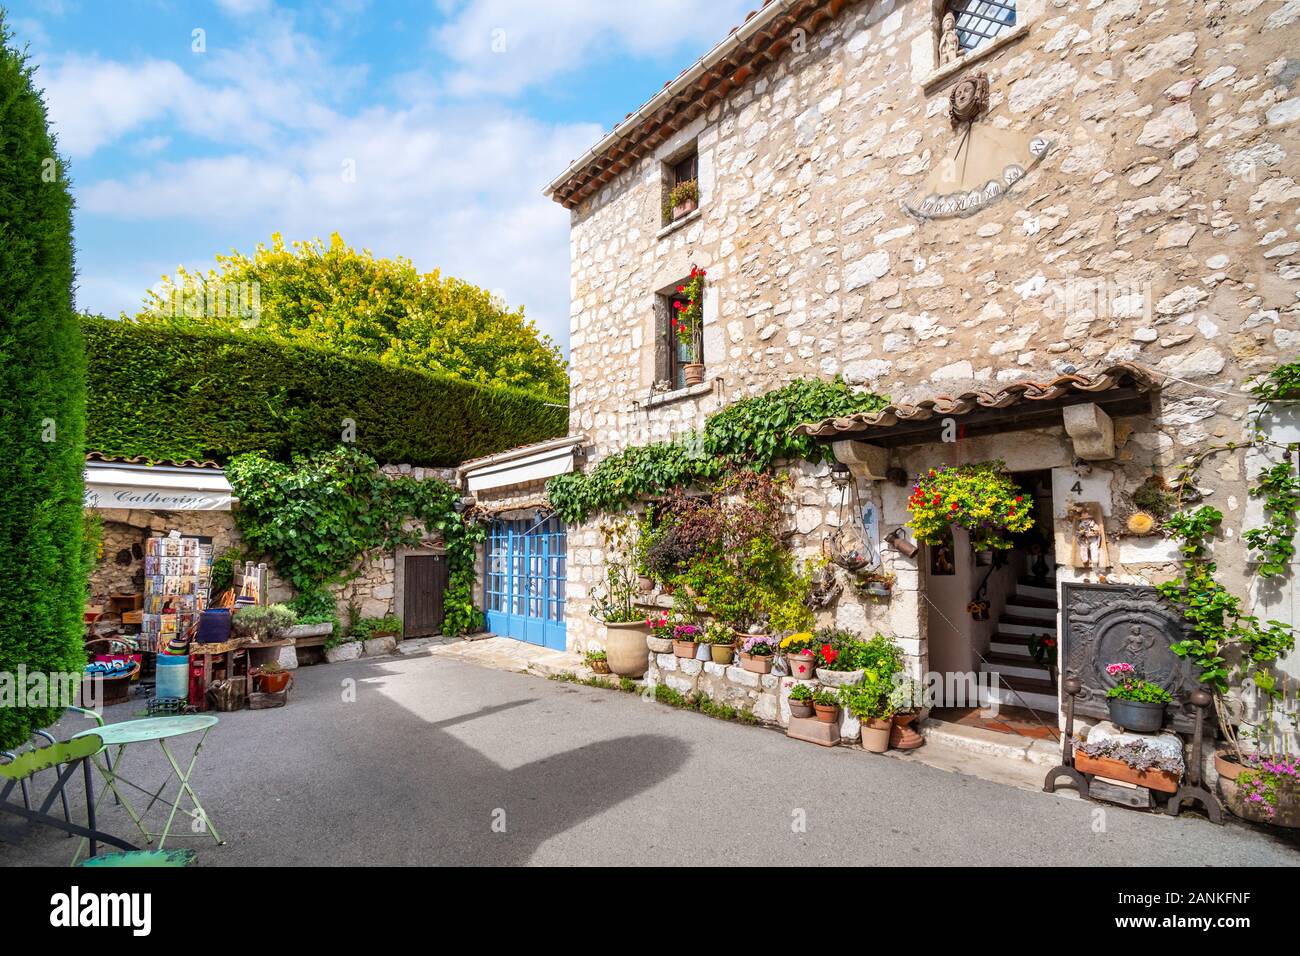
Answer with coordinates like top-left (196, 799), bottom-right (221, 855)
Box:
top-left (485, 517), bottom-right (567, 650)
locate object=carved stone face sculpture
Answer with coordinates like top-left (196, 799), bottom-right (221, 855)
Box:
top-left (951, 78), bottom-right (978, 119)
top-left (943, 11), bottom-right (956, 31)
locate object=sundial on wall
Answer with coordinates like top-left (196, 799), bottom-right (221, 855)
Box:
top-left (904, 72), bottom-right (1050, 221)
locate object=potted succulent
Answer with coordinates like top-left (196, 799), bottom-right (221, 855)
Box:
top-left (703, 623), bottom-right (736, 665)
top-left (788, 683), bottom-right (815, 719)
top-left (590, 517), bottom-right (651, 677)
top-left (812, 688), bottom-right (841, 724)
top-left (1104, 662), bottom-right (1172, 733)
top-left (645, 613), bottom-right (675, 654)
top-left (840, 676), bottom-right (895, 753)
top-left (738, 634), bottom-right (778, 674)
top-left (780, 632), bottom-right (818, 679)
top-left (584, 649), bottom-right (611, 675)
top-left (254, 660), bottom-right (291, 694)
top-left (1073, 736), bottom-right (1182, 794)
top-left (671, 622), bottom-right (701, 659)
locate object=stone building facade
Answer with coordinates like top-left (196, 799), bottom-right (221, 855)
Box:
top-left (516, 0), bottom-right (1299, 740)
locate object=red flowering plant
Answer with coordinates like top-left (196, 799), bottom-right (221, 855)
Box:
top-left (906, 459), bottom-right (1033, 551)
top-left (671, 265), bottom-right (705, 364)
top-left (645, 613), bottom-right (674, 642)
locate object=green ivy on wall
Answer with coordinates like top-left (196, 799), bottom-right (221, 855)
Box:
top-left (547, 378), bottom-right (887, 523)
top-left (226, 446), bottom-right (484, 637)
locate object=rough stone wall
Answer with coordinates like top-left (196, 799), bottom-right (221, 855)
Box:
top-left (559, 0), bottom-right (1299, 705)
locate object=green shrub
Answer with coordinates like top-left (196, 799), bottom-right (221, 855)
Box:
top-left (231, 604), bottom-right (298, 641)
top-left (81, 316), bottom-right (567, 467)
top-left (351, 616), bottom-right (403, 641)
top-left (0, 17), bottom-right (87, 749)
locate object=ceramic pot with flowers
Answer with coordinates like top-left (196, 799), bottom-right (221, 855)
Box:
top-left (786, 651), bottom-right (817, 680)
top-left (1104, 662), bottom-right (1171, 734)
top-left (671, 622), bottom-right (701, 659)
top-left (738, 634), bottom-right (778, 674)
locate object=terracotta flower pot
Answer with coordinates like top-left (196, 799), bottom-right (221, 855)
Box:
top-left (672, 198), bottom-right (698, 220)
top-left (257, 671), bottom-right (291, 694)
top-left (590, 660), bottom-right (611, 675)
top-left (604, 621), bottom-right (649, 678)
top-left (788, 699), bottom-right (815, 719)
top-left (786, 652), bottom-right (816, 679)
top-left (1215, 750), bottom-right (1300, 828)
top-left (861, 717), bottom-right (892, 753)
top-left (813, 702), bottom-right (840, 724)
top-left (709, 643), bottom-right (735, 665)
top-left (739, 652), bottom-right (773, 674)
top-left (889, 713), bottom-right (925, 750)
top-left (637, 575), bottom-right (654, 592)
top-left (672, 640), bottom-right (698, 659)
top-left (683, 363), bottom-right (705, 387)
top-left (1074, 750), bottom-right (1179, 794)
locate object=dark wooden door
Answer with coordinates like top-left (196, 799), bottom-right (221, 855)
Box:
top-left (403, 554), bottom-right (447, 637)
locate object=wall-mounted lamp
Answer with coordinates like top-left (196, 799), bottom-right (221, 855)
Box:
top-left (884, 527), bottom-right (919, 559)
top-left (830, 461), bottom-right (852, 488)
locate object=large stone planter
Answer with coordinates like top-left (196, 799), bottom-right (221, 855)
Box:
top-left (362, 635), bottom-right (398, 657)
top-left (646, 635), bottom-right (673, 654)
top-left (604, 621), bottom-right (649, 677)
top-left (325, 641), bottom-right (362, 663)
top-left (816, 668), bottom-right (863, 687)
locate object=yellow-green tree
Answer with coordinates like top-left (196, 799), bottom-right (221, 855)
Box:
top-left (135, 233), bottom-right (568, 401)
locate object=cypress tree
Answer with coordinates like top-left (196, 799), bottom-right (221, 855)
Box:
top-left (0, 13), bottom-right (87, 749)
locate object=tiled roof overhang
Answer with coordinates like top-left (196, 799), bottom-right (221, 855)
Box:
top-left (795, 363), bottom-right (1162, 448)
top-left (543, 0), bottom-right (862, 210)
top-left (85, 452), bottom-right (224, 470)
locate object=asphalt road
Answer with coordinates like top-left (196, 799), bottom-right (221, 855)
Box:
top-left (3, 653), bottom-right (1298, 866)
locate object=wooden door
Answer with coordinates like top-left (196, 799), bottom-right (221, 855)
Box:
top-left (403, 554), bottom-right (447, 637)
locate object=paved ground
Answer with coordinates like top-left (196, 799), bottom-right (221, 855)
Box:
top-left (3, 651), bottom-right (1298, 866)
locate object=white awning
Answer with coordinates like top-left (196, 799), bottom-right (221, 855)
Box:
top-left (459, 437), bottom-right (583, 494)
top-left (83, 461), bottom-right (235, 511)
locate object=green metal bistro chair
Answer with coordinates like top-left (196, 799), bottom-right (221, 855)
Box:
top-left (0, 734), bottom-right (138, 858)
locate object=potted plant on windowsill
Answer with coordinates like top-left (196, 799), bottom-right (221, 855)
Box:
top-left (738, 634), bottom-right (778, 674)
top-left (672, 265), bottom-right (706, 386)
top-left (788, 683), bottom-right (815, 719)
top-left (1104, 662), bottom-right (1172, 734)
top-left (589, 516), bottom-right (650, 677)
top-left (663, 178), bottom-right (699, 223)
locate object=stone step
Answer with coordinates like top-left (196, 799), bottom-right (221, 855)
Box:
top-left (1007, 593), bottom-right (1057, 609)
top-left (997, 619), bottom-right (1058, 636)
top-left (982, 672), bottom-right (1059, 713)
top-left (980, 653), bottom-right (1052, 681)
top-left (1003, 602), bottom-right (1057, 621)
top-left (917, 717), bottom-right (1060, 768)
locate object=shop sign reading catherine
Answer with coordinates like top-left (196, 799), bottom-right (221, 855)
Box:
top-left (904, 72), bottom-right (1050, 221)
top-left (84, 484), bottom-right (234, 511)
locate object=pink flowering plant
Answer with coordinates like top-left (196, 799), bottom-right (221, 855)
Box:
top-left (672, 622), bottom-right (701, 643)
top-left (1104, 662), bottom-right (1173, 704)
top-left (645, 613), bottom-right (674, 641)
top-left (741, 634), bottom-right (778, 657)
top-left (1237, 754), bottom-right (1299, 820)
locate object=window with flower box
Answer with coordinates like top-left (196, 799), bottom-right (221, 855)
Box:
top-left (660, 145), bottom-right (699, 227)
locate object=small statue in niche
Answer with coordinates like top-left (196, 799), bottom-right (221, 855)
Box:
top-left (1068, 502), bottom-right (1110, 570)
top-left (938, 11), bottom-right (962, 67)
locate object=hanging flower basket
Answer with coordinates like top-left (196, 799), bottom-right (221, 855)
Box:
top-left (907, 460), bottom-right (1034, 552)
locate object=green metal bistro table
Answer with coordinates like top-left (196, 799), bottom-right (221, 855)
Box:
top-left (71, 715), bottom-right (224, 864)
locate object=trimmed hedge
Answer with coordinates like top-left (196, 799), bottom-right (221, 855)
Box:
top-left (82, 316), bottom-right (568, 466)
top-left (1, 17), bottom-right (88, 749)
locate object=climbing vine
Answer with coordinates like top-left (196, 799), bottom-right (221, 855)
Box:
top-left (1243, 458), bottom-right (1300, 578)
top-left (226, 446), bottom-right (483, 637)
top-left (546, 377), bottom-right (888, 523)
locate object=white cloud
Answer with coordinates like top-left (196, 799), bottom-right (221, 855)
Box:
top-left (434, 0), bottom-right (755, 96)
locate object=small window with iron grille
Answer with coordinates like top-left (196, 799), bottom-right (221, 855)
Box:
top-left (948, 0), bottom-right (1016, 54)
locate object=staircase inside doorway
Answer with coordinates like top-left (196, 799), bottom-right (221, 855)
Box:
top-left (980, 574), bottom-right (1059, 715)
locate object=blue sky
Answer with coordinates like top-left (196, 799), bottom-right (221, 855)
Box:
top-left (4, 0), bottom-right (757, 353)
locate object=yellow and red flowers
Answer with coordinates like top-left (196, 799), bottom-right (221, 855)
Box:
top-left (906, 459), bottom-right (1034, 551)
